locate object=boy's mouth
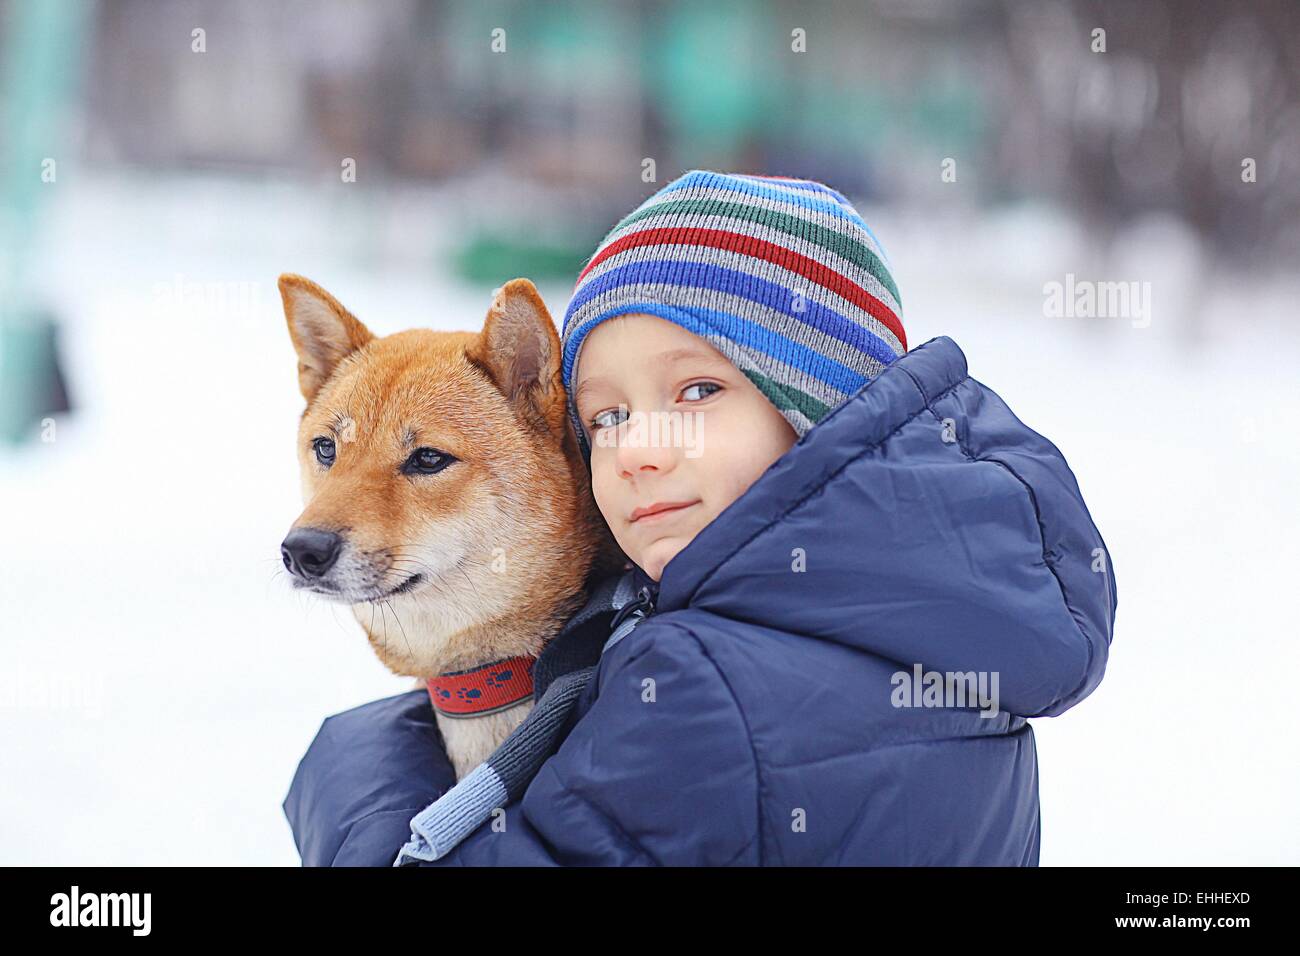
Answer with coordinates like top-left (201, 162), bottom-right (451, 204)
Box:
top-left (629, 500), bottom-right (700, 523)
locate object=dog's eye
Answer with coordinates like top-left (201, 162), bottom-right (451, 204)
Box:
top-left (313, 437), bottom-right (336, 466)
top-left (405, 447), bottom-right (457, 476)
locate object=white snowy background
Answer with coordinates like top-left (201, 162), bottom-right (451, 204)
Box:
top-left (1, 172), bottom-right (1296, 865)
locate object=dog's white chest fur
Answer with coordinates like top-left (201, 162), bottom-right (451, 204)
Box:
top-left (434, 701), bottom-right (534, 781)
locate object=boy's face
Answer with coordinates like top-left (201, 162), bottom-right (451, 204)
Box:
top-left (572, 313), bottom-right (797, 582)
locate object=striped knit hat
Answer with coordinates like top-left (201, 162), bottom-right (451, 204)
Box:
top-left (560, 169), bottom-right (906, 456)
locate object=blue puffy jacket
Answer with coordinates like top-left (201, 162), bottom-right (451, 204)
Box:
top-left (283, 335), bottom-right (1117, 865)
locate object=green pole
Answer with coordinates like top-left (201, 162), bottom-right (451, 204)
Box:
top-left (0, 0), bottom-right (93, 445)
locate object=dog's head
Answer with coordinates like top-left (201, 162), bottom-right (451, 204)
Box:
top-left (278, 274), bottom-right (619, 676)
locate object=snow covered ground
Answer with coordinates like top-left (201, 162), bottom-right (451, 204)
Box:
top-left (1, 172), bottom-right (1296, 865)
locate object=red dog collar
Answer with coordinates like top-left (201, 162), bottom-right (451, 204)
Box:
top-left (426, 655), bottom-right (536, 718)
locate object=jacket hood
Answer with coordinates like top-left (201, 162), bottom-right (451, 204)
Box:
top-left (652, 335), bottom-right (1116, 719)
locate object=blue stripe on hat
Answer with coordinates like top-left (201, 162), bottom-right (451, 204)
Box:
top-left (735, 173), bottom-right (847, 202)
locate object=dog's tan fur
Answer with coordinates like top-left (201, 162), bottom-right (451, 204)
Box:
top-left (279, 274), bottom-right (618, 778)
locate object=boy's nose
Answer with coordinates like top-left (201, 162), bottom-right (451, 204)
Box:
top-left (281, 528), bottom-right (344, 579)
top-left (614, 434), bottom-right (680, 479)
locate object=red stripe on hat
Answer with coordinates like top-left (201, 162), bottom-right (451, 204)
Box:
top-left (576, 226), bottom-right (905, 350)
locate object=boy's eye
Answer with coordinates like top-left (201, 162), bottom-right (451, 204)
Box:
top-left (590, 406), bottom-right (628, 430)
top-left (680, 381), bottom-right (721, 402)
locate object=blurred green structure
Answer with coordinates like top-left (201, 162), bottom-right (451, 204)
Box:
top-left (0, 0), bottom-right (90, 445)
top-left (448, 0), bottom-right (986, 285)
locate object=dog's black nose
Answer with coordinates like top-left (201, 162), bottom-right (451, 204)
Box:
top-left (281, 528), bottom-right (343, 579)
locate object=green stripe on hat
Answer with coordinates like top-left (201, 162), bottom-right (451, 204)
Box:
top-left (740, 366), bottom-right (833, 423)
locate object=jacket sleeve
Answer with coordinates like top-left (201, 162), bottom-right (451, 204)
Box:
top-left (416, 622), bottom-right (761, 866)
top-left (283, 689), bottom-right (457, 866)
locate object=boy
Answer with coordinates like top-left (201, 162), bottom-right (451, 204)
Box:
top-left (284, 170), bottom-right (1117, 866)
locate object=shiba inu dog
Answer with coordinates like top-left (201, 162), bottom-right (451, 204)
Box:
top-left (278, 274), bottom-right (617, 779)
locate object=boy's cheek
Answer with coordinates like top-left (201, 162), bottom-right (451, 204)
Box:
top-left (589, 463), bottom-right (622, 530)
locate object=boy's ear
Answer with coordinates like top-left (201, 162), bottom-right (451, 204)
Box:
top-left (279, 274), bottom-right (376, 404)
top-left (466, 278), bottom-right (567, 438)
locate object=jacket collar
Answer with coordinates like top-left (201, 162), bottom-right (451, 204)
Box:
top-left (628, 561), bottom-right (660, 603)
top-left (529, 568), bottom-right (640, 701)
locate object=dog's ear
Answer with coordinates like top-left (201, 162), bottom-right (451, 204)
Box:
top-left (466, 278), bottom-right (567, 437)
top-left (279, 274), bottom-right (376, 404)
